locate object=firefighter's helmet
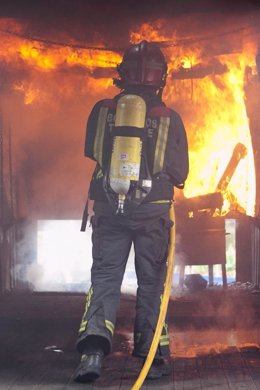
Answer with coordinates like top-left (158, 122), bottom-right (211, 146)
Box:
top-left (114, 40), bottom-right (167, 89)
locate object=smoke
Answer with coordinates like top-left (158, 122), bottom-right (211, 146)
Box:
top-left (0, 0), bottom-right (259, 295)
top-left (14, 219), bottom-right (92, 291)
top-left (13, 220), bottom-right (186, 293)
top-left (0, 77), bottom-right (102, 218)
top-left (0, 12), bottom-right (119, 218)
top-left (0, 3), bottom-right (259, 218)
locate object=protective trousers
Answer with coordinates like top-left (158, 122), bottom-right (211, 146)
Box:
top-left (76, 212), bottom-right (172, 358)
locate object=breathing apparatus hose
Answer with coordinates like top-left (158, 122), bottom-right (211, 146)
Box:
top-left (131, 204), bottom-right (176, 390)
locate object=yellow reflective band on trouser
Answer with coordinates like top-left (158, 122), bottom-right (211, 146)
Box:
top-left (153, 116), bottom-right (170, 174)
top-left (159, 334), bottom-right (170, 347)
top-left (84, 287), bottom-right (94, 311)
top-left (105, 320), bottom-right (115, 335)
top-left (160, 322), bottom-right (169, 346)
top-left (95, 168), bottom-right (103, 180)
top-left (79, 320), bottom-right (88, 333)
top-left (78, 287), bottom-right (93, 333)
top-left (93, 107), bottom-right (109, 167)
top-left (160, 341), bottom-right (169, 346)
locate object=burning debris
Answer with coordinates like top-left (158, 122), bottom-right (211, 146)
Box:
top-left (178, 142), bottom-right (249, 216)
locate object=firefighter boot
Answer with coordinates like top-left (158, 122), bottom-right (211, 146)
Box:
top-left (144, 358), bottom-right (171, 380)
top-left (73, 349), bottom-right (104, 383)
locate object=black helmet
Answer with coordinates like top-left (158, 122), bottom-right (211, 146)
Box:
top-left (114, 40), bottom-right (167, 89)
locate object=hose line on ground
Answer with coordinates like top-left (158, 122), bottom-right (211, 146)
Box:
top-left (131, 205), bottom-right (176, 390)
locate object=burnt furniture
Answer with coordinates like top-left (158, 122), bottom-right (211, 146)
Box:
top-left (175, 213), bottom-right (227, 289)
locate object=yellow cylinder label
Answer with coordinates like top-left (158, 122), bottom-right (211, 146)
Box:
top-left (110, 136), bottom-right (142, 181)
top-left (115, 95), bottom-right (146, 128)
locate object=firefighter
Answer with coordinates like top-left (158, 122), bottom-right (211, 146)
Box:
top-left (74, 40), bottom-right (189, 383)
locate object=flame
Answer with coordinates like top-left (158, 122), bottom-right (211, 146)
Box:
top-left (0, 18), bottom-right (121, 103)
top-left (172, 341), bottom-right (260, 358)
top-left (0, 19), bottom-right (121, 71)
top-left (171, 328), bottom-right (260, 358)
top-left (131, 21), bottom-right (256, 216)
top-left (17, 42), bottom-right (120, 71)
top-left (177, 52), bottom-right (256, 216)
top-left (120, 327), bottom-right (260, 358)
top-left (13, 81), bottom-right (45, 105)
top-left (0, 18), bottom-right (257, 216)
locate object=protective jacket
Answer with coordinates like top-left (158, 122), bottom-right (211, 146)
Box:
top-left (85, 92), bottom-right (189, 207)
top-left (77, 91), bottom-right (189, 359)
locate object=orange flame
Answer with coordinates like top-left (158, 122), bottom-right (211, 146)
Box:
top-left (131, 21), bottom-right (256, 216)
top-left (13, 81), bottom-right (46, 104)
top-left (171, 327), bottom-right (260, 358)
top-left (0, 18), bottom-right (121, 102)
top-left (0, 18), bottom-right (257, 216)
top-left (17, 42), bottom-right (120, 71)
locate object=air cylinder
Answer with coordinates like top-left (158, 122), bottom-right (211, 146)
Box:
top-left (109, 94), bottom-right (146, 198)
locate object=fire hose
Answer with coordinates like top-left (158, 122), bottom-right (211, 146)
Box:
top-left (131, 204), bottom-right (176, 390)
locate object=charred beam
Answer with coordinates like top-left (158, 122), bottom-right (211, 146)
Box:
top-left (216, 143), bottom-right (247, 192)
top-left (177, 192), bottom-right (224, 213)
top-left (171, 61), bottom-right (228, 80)
top-left (55, 65), bottom-right (115, 78)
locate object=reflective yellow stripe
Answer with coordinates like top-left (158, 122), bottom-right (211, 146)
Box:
top-left (78, 287), bottom-right (93, 333)
top-left (160, 334), bottom-right (169, 340)
top-left (160, 340), bottom-right (170, 346)
top-left (153, 116), bottom-right (170, 174)
top-left (96, 168), bottom-right (103, 180)
top-left (79, 320), bottom-right (88, 333)
top-left (84, 287), bottom-right (93, 311)
top-left (105, 320), bottom-right (115, 335)
top-left (160, 337), bottom-right (169, 343)
top-left (159, 321), bottom-right (169, 347)
top-left (93, 107), bottom-right (108, 166)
